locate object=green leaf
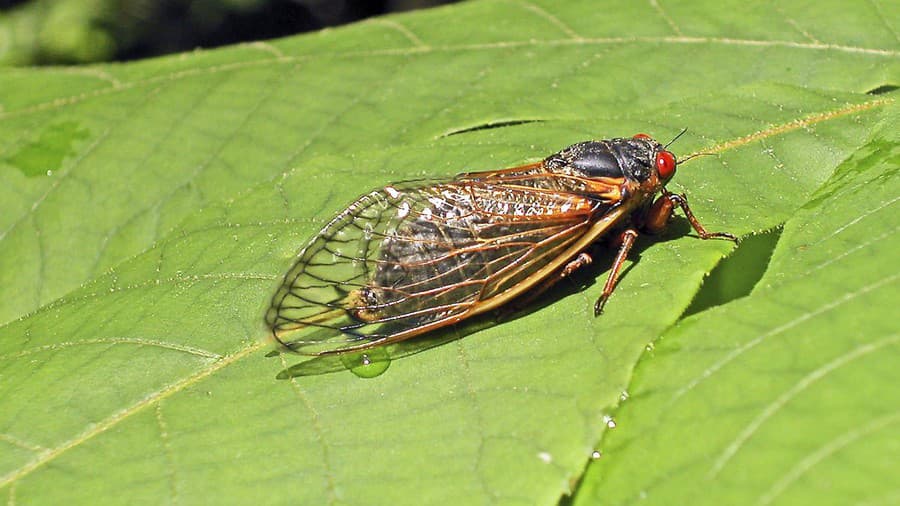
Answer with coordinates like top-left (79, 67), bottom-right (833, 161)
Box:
top-left (1, 1), bottom-right (897, 504)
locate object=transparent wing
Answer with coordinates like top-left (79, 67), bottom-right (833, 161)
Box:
top-left (266, 179), bottom-right (613, 355)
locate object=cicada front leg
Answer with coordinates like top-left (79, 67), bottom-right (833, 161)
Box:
top-left (594, 190), bottom-right (738, 315)
top-left (646, 190), bottom-right (739, 242)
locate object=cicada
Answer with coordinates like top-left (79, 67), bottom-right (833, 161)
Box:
top-left (266, 133), bottom-right (737, 356)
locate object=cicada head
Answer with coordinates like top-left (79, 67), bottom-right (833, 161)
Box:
top-left (630, 133), bottom-right (677, 184)
top-left (543, 134), bottom-right (679, 201)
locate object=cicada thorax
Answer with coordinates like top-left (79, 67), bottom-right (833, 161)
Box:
top-left (542, 137), bottom-right (673, 205)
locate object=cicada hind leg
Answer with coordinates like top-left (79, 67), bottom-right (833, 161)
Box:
top-left (498, 252), bottom-right (595, 321)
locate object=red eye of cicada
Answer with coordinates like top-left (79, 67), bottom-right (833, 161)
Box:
top-left (656, 150), bottom-right (676, 179)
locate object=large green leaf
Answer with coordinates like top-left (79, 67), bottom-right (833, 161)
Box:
top-left (1, 0), bottom-right (897, 504)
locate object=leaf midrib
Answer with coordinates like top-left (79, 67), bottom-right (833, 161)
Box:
top-left (0, 341), bottom-right (264, 488)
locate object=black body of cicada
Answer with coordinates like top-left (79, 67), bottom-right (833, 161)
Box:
top-left (266, 134), bottom-right (735, 355)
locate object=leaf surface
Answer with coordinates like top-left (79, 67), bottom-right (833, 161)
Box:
top-left (1, 1), bottom-right (897, 504)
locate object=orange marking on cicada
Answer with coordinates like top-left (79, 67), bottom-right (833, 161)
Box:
top-left (455, 161), bottom-right (545, 181)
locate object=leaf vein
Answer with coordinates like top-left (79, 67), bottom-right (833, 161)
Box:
top-left (368, 19), bottom-right (429, 48)
top-left (1, 38), bottom-right (893, 121)
top-left (0, 342), bottom-right (263, 488)
top-left (154, 403), bottom-right (179, 504)
top-left (692, 98), bottom-right (895, 157)
top-left (1, 273), bottom-right (276, 331)
top-left (756, 408), bottom-right (900, 505)
top-left (709, 334), bottom-right (900, 477)
top-left (669, 273), bottom-right (899, 405)
top-left (0, 433), bottom-right (45, 453)
top-left (0, 337), bottom-right (223, 361)
top-left (803, 226), bottom-right (899, 276)
top-left (511, 0), bottom-right (583, 39)
top-left (648, 0), bottom-right (684, 36)
top-left (281, 354), bottom-right (338, 504)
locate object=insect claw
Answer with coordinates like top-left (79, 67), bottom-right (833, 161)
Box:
top-left (562, 252), bottom-right (593, 278)
top-left (663, 191), bottom-right (738, 244)
top-left (721, 232), bottom-right (740, 243)
top-left (699, 230), bottom-right (740, 243)
top-left (594, 296), bottom-right (608, 317)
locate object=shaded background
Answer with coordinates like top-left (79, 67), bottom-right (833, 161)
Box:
top-left (0, 0), bottom-right (457, 65)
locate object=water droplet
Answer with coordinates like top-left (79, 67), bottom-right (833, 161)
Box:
top-left (620, 390), bottom-right (629, 402)
top-left (46, 170), bottom-right (53, 176)
top-left (603, 415), bottom-right (616, 429)
top-left (538, 451), bottom-right (552, 463)
top-left (340, 348), bottom-right (390, 378)
top-left (591, 450), bottom-right (602, 459)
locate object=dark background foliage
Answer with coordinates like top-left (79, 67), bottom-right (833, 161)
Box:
top-left (0, 0), bottom-right (456, 65)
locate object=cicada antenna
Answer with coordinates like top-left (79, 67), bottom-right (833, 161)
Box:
top-left (678, 152), bottom-right (717, 164)
top-left (664, 128), bottom-right (688, 150)
top-left (666, 129), bottom-right (718, 165)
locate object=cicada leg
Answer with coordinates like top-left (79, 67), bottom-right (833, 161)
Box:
top-left (562, 252), bottom-right (593, 277)
top-left (595, 193), bottom-right (738, 315)
top-left (594, 229), bottom-right (638, 316)
top-left (498, 252), bottom-right (594, 320)
top-left (647, 190), bottom-right (739, 242)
